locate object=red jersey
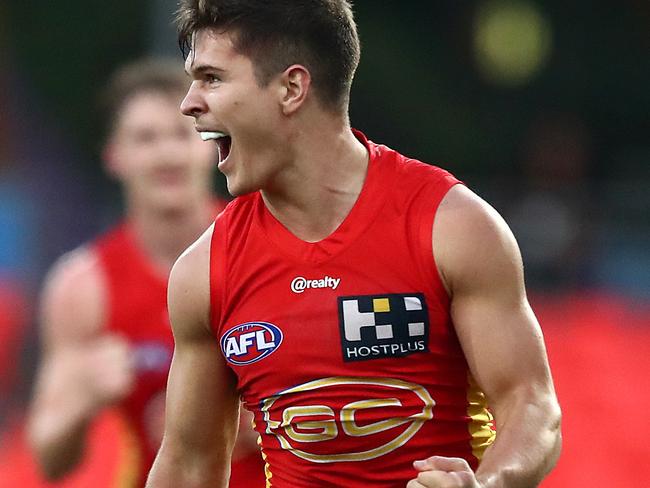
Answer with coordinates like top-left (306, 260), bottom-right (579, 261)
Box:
top-left (95, 218), bottom-right (265, 487)
top-left (210, 131), bottom-right (496, 487)
top-left (0, 409), bottom-right (139, 488)
top-left (95, 223), bottom-right (173, 486)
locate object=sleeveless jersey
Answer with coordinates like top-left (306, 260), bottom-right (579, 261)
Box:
top-left (95, 218), bottom-right (265, 487)
top-left (95, 223), bottom-right (173, 486)
top-left (210, 131), bottom-right (496, 487)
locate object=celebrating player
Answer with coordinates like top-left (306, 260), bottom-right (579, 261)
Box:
top-left (147, 2), bottom-right (561, 487)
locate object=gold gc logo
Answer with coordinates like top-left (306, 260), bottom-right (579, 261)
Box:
top-left (260, 377), bottom-right (435, 463)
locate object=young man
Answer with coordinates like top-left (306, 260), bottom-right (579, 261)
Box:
top-left (147, 2), bottom-right (562, 487)
top-left (28, 59), bottom-right (265, 488)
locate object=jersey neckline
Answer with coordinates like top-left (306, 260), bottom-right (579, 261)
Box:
top-left (120, 222), bottom-right (170, 285)
top-left (255, 130), bottom-right (392, 265)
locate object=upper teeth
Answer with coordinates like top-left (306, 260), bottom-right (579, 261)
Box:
top-left (200, 131), bottom-right (227, 141)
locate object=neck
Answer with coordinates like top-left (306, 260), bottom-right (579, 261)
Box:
top-left (125, 199), bottom-right (214, 274)
top-left (261, 117), bottom-right (369, 242)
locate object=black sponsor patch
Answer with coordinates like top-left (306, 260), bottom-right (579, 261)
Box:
top-left (337, 293), bottom-right (429, 362)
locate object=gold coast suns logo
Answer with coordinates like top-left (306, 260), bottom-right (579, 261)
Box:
top-left (260, 377), bottom-right (435, 463)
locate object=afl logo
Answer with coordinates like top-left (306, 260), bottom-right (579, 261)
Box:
top-left (220, 322), bottom-right (283, 366)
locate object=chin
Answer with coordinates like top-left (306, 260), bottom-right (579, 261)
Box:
top-left (149, 190), bottom-right (191, 212)
top-left (225, 176), bottom-right (259, 198)
top-left (225, 186), bottom-right (248, 198)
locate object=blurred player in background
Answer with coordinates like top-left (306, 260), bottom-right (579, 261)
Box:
top-left (27, 58), bottom-right (265, 488)
top-left (147, 1), bottom-right (561, 487)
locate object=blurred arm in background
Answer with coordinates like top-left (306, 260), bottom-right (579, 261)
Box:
top-left (27, 248), bottom-right (134, 480)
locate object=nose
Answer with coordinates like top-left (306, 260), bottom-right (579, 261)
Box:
top-left (180, 81), bottom-right (207, 118)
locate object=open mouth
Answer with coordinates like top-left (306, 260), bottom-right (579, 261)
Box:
top-left (200, 131), bottom-right (232, 162)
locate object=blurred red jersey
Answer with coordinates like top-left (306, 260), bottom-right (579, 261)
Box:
top-left (0, 410), bottom-right (128, 488)
top-left (96, 210), bottom-right (265, 487)
top-left (95, 223), bottom-right (174, 486)
top-left (210, 131), bottom-right (496, 487)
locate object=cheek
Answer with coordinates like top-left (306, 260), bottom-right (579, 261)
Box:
top-left (112, 146), bottom-right (154, 180)
top-left (127, 152), bottom-right (154, 177)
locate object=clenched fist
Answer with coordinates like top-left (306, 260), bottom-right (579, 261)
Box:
top-left (71, 334), bottom-right (136, 410)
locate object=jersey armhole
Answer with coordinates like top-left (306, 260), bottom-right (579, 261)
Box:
top-left (416, 172), bottom-right (463, 303)
top-left (209, 213), bottom-right (229, 336)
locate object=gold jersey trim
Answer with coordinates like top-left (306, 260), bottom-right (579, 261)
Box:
top-left (252, 416), bottom-right (273, 487)
top-left (112, 410), bottom-right (142, 488)
top-left (466, 373), bottom-right (496, 463)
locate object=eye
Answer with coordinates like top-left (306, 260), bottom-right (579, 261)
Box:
top-left (205, 73), bottom-right (221, 84)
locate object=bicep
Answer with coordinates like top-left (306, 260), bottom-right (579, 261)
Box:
top-left (34, 249), bottom-right (106, 384)
top-left (163, 334), bottom-right (239, 456)
top-left (159, 227), bottom-right (239, 473)
top-left (435, 186), bottom-right (554, 403)
top-left (38, 248), bottom-right (106, 351)
top-left (451, 277), bottom-right (551, 404)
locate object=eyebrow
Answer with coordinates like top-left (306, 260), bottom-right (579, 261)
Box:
top-left (185, 64), bottom-right (227, 77)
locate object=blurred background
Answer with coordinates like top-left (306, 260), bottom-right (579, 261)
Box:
top-left (0, 0), bottom-right (648, 486)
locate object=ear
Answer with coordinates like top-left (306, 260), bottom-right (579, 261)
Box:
top-left (279, 65), bottom-right (311, 115)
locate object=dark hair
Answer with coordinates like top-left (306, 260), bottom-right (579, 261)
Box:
top-left (100, 58), bottom-right (189, 136)
top-left (176, 0), bottom-right (361, 111)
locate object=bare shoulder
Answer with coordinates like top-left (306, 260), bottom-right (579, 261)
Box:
top-left (40, 245), bottom-right (107, 349)
top-left (167, 224), bottom-right (215, 342)
top-left (433, 184), bottom-right (524, 296)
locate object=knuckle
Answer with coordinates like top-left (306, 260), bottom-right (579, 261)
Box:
top-left (417, 470), bottom-right (441, 484)
top-left (457, 471), bottom-right (476, 484)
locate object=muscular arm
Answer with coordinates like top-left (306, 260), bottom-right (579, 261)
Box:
top-left (414, 185), bottom-right (561, 488)
top-left (146, 226), bottom-right (240, 488)
top-left (28, 249), bottom-right (134, 480)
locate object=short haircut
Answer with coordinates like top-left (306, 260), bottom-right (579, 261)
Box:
top-left (176, 0), bottom-right (361, 112)
top-left (100, 58), bottom-right (189, 136)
